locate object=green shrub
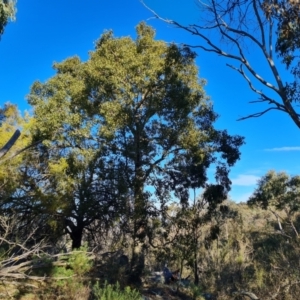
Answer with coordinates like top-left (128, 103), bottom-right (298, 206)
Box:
top-left (29, 247), bottom-right (93, 299)
top-left (50, 265), bottom-right (74, 287)
top-left (187, 283), bottom-right (204, 300)
top-left (93, 281), bottom-right (141, 300)
top-left (68, 246), bottom-right (92, 276)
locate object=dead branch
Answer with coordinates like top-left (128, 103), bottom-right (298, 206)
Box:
top-left (233, 290), bottom-right (259, 299)
top-left (233, 291), bottom-right (259, 300)
top-left (141, 0), bottom-right (300, 129)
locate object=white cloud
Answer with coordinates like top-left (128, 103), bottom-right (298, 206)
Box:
top-left (231, 175), bottom-right (260, 186)
top-left (264, 146), bottom-right (300, 152)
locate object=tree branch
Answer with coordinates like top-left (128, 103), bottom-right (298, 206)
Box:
top-left (141, 0), bottom-right (300, 128)
top-left (237, 107), bottom-right (279, 121)
top-left (0, 129), bottom-right (21, 159)
top-left (0, 139), bottom-right (42, 164)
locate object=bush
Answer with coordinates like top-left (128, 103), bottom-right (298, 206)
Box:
top-left (187, 283), bottom-right (205, 300)
top-left (93, 281), bottom-right (141, 300)
top-left (28, 247), bottom-right (93, 299)
top-left (67, 246), bottom-right (93, 276)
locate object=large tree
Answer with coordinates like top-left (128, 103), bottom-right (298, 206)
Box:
top-left (143, 0), bottom-right (300, 129)
top-left (85, 24), bottom-right (243, 281)
top-left (26, 23), bottom-right (243, 266)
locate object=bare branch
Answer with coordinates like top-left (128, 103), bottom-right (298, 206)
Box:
top-left (252, 0), bottom-right (266, 48)
top-left (142, 0), bottom-right (281, 95)
top-left (142, 0), bottom-right (300, 128)
top-left (226, 63), bottom-right (285, 110)
top-left (269, 18), bottom-right (273, 59)
top-left (237, 107), bottom-right (280, 121)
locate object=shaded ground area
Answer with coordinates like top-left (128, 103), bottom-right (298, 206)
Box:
top-left (142, 286), bottom-right (194, 300)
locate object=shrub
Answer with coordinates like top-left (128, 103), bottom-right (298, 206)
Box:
top-left (93, 281), bottom-right (141, 300)
top-left (68, 246), bottom-right (92, 276)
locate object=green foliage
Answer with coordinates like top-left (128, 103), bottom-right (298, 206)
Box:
top-left (248, 170), bottom-right (300, 212)
top-left (28, 248), bottom-right (93, 299)
top-left (50, 266), bottom-right (74, 287)
top-left (153, 198), bottom-right (237, 285)
top-left (93, 281), bottom-right (141, 300)
top-left (0, 0), bottom-right (16, 37)
top-left (67, 246), bottom-right (93, 276)
top-left (25, 22), bottom-right (243, 254)
top-left (0, 103), bottom-right (32, 210)
top-left (187, 283), bottom-right (204, 300)
top-left (31, 246), bottom-right (92, 282)
top-left (262, 0), bottom-right (300, 68)
top-left (254, 265), bottom-right (265, 289)
top-left (248, 170), bottom-right (300, 238)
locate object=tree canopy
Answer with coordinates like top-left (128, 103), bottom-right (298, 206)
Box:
top-left (23, 23), bottom-right (244, 255)
top-left (248, 170), bottom-right (300, 237)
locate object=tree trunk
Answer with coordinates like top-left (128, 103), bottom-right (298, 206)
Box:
top-left (194, 251), bottom-right (199, 285)
top-left (129, 244), bottom-right (144, 285)
top-left (71, 226), bottom-right (83, 249)
top-left (193, 225), bottom-right (199, 285)
top-left (65, 219), bottom-right (84, 250)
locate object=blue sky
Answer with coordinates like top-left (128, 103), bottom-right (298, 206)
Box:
top-left (1, 0), bottom-right (299, 202)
